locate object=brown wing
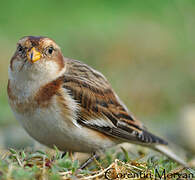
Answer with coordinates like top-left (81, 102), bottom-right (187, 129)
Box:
top-left (62, 58), bottom-right (167, 145)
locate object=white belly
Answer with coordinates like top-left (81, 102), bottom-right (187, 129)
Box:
top-left (13, 102), bottom-right (116, 153)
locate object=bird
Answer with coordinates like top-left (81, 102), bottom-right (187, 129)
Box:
top-left (7, 36), bottom-right (187, 168)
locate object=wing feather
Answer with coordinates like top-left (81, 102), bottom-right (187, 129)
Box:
top-left (61, 59), bottom-right (167, 145)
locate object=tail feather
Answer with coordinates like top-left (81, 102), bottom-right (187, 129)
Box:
top-left (141, 130), bottom-right (168, 145)
top-left (153, 144), bottom-right (189, 168)
top-left (139, 130), bottom-right (189, 167)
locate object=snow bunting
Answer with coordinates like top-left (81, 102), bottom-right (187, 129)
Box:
top-left (7, 36), bottom-right (187, 167)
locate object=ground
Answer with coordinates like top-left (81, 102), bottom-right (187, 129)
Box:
top-left (0, 146), bottom-right (194, 180)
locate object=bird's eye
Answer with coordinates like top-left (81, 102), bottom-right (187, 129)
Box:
top-left (17, 45), bottom-right (23, 52)
top-left (47, 47), bottom-right (54, 55)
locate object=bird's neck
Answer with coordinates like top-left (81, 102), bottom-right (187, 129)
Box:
top-left (8, 66), bottom-right (66, 102)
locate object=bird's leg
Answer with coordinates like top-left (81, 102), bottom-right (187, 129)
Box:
top-left (69, 151), bottom-right (74, 161)
top-left (79, 152), bottom-right (99, 170)
top-left (61, 151), bottom-right (68, 158)
top-left (61, 151), bottom-right (74, 158)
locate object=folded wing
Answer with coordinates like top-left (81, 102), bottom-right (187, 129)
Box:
top-left (62, 59), bottom-right (167, 145)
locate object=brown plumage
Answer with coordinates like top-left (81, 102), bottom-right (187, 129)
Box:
top-left (7, 36), bottom-right (188, 168)
top-left (62, 60), bottom-right (165, 144)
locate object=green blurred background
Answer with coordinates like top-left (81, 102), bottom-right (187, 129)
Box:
top-left (0, 0), bottom-right (195, 150)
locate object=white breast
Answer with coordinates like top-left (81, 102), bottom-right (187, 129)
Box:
top-left (8, 65), bottom-right (116, 152)
top-left (13, 96), bottom-right (116, 153)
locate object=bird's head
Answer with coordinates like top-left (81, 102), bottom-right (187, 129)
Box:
top-left (9, 36), bottom-right (65, 82)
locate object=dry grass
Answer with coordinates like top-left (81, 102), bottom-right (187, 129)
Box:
top-left (0, 147), bottom-right (194, 180)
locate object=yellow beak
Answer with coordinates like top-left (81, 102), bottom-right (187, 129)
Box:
top-left (27, 47), bottom-right (41, 63)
